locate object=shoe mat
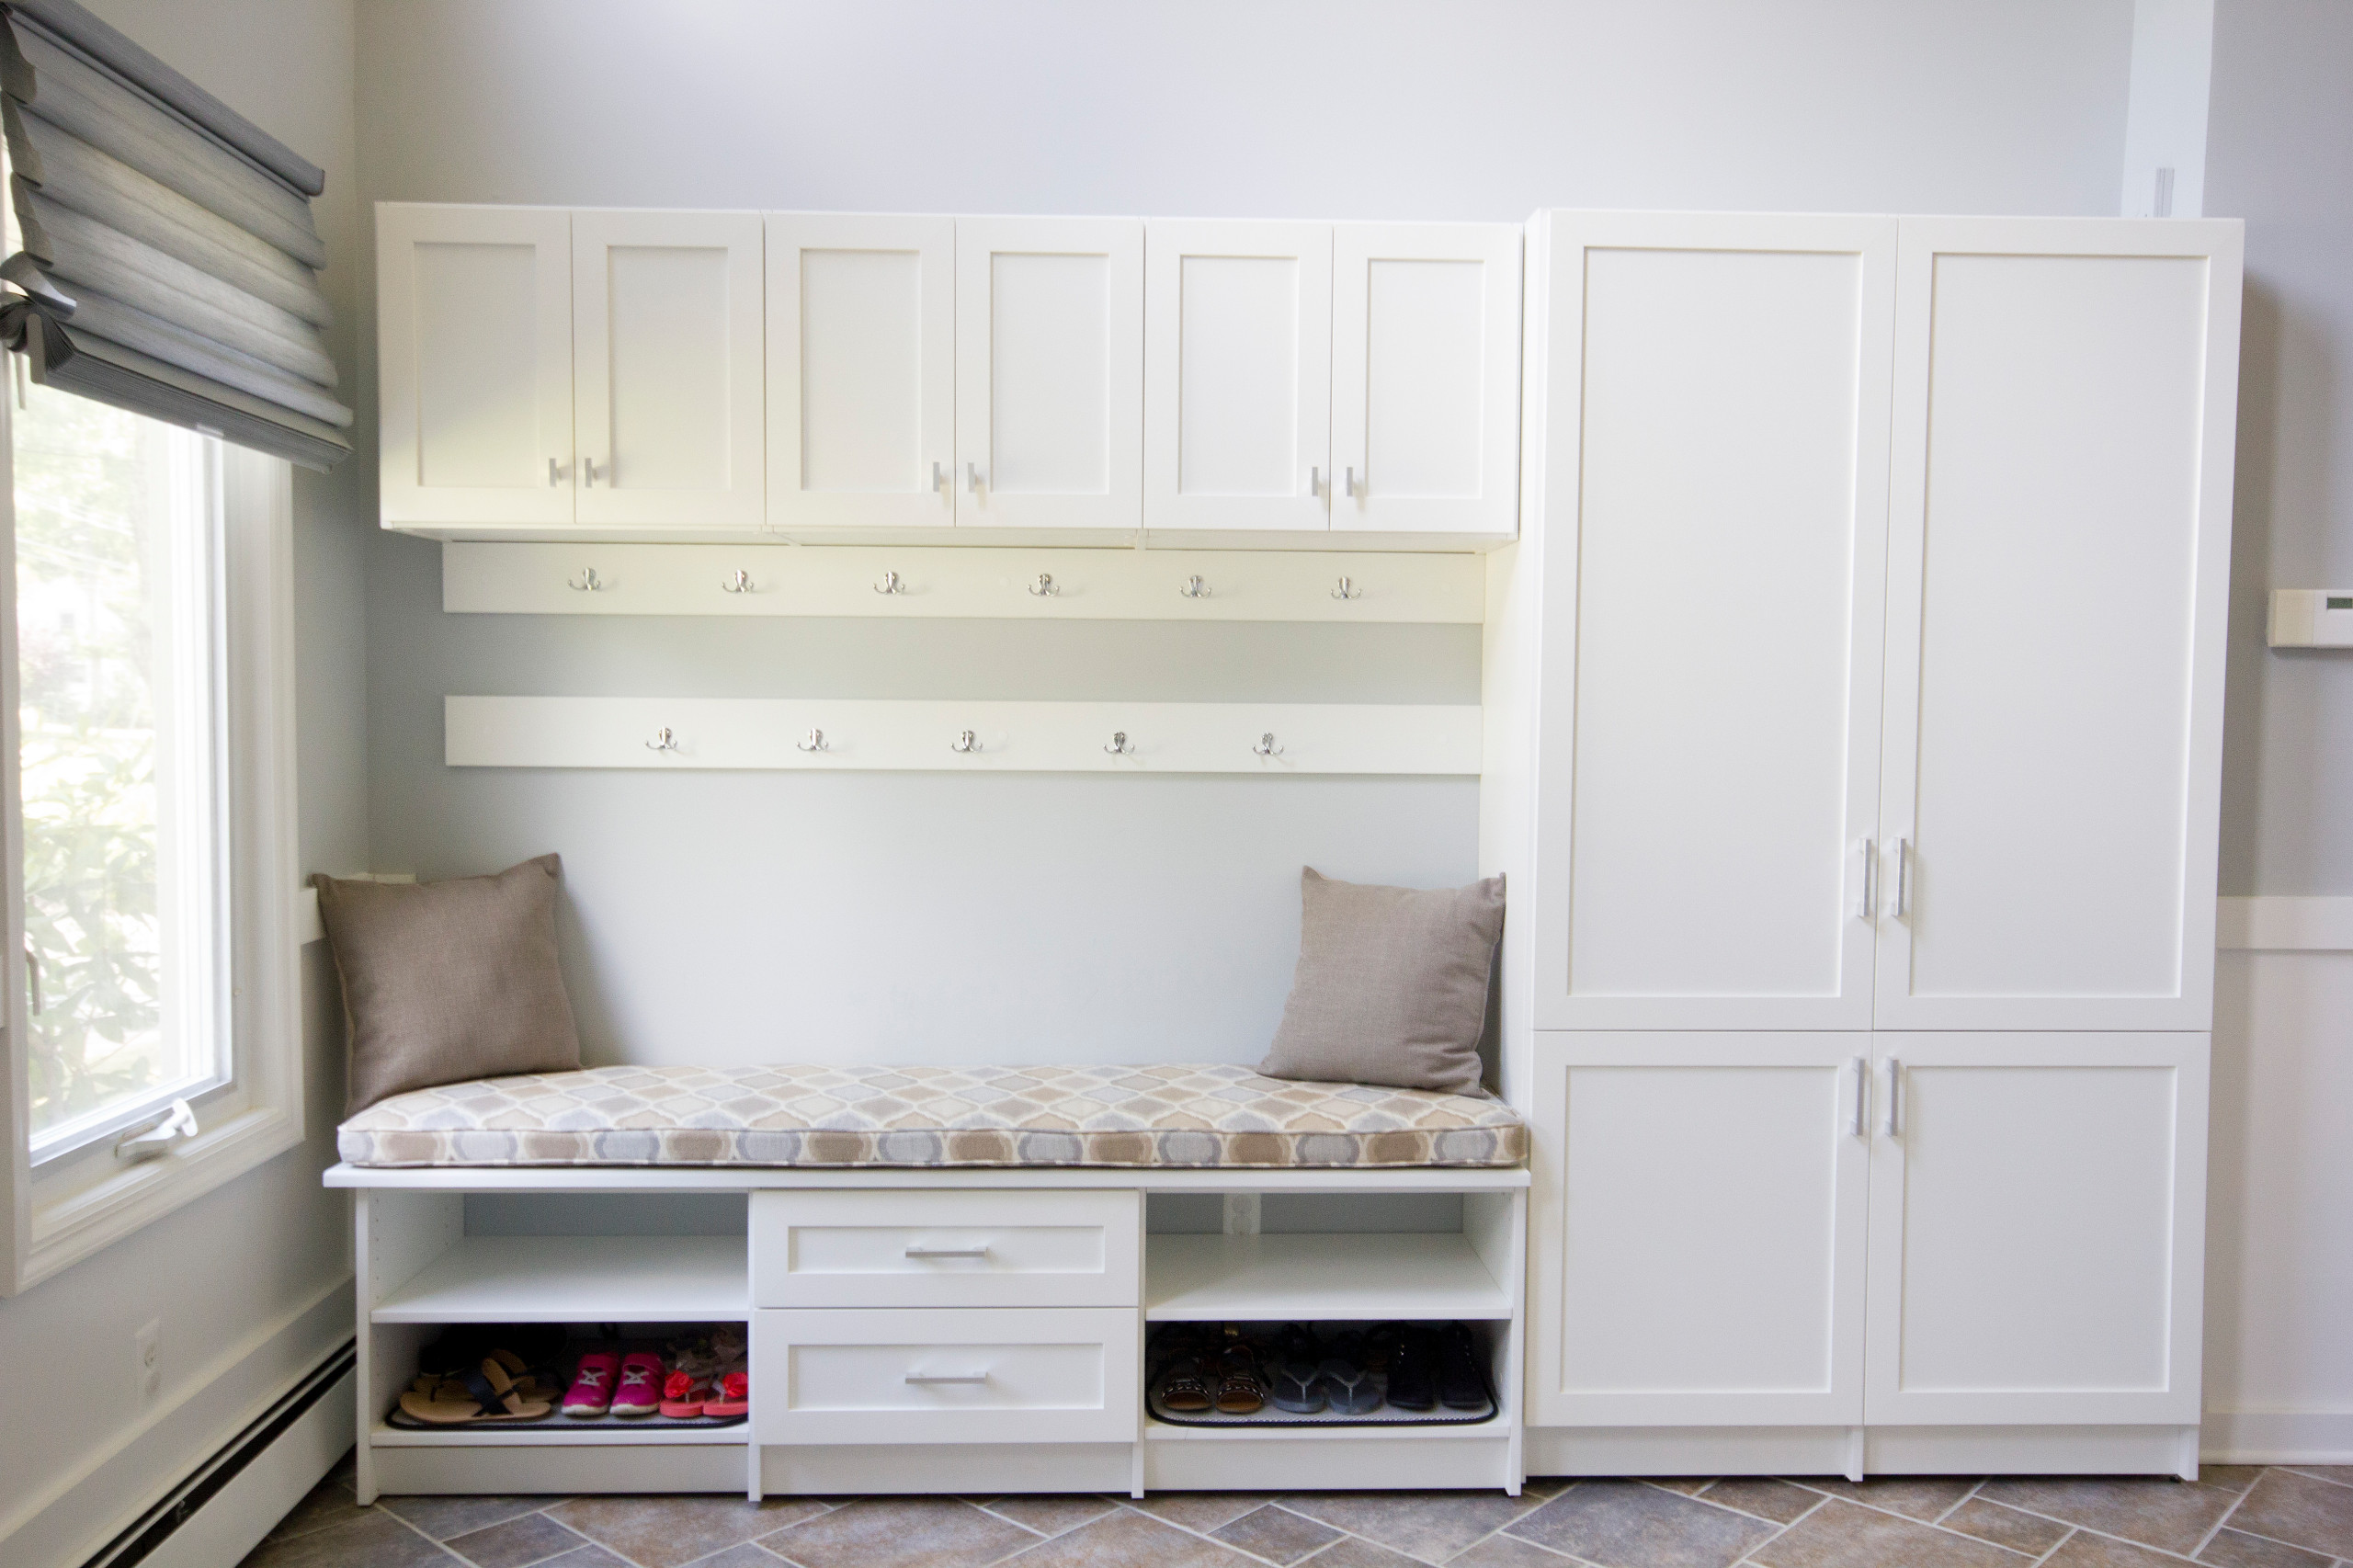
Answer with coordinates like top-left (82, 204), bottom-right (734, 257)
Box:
top-left (1147, 1366), bottom-right (1495, 1428)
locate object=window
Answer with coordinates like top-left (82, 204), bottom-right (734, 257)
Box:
top-left (19, 383), bottom-right (231, 1162)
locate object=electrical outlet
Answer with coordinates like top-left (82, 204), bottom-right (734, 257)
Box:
top-left (134, 1320), bottom-right (160, 1404)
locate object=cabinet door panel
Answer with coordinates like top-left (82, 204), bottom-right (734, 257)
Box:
top-left (767, 214), bottom-right (953, 531)
top-left (574, 210), bottom-right (765, 530)
top-left (956, 217), bottom-right (1142, 532)
top-left (1865, 1033), bottom-right (2208, 1426)
top-left (1331, 223), bottom-right (1519, 538)
top-left (378, 204), bottom-right (572, 528)
top-left (1530, 1034), bottom-right (1868, 1427)
top-left (1877, 221), bottom-right (2241, 1028)
top-left (1144, 220), bottom-right (1331, 534)
top-left (1533, 214), bottom-right (1895, 1030)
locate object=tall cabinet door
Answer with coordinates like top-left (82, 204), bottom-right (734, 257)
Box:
top-left (573, 210), bottom-right (766, 531)
top-left (1875, 220), bottom-right (2242, 1030)
top-left (1529, 1034), bottom-right (1870, 1427)
top-left (955, 217), bottom-right (1142, 532)
top-left (1143, 220), bottom-right (1332, 535)
top-left (767, 214), bottom-right (954, 532)
top-left (377, 203), bottom-right (573, 529)
top-left (1330, 222), bottom-right (1520, 539)
top-left (1533, 213), bottom-right (1897, 1031)
top-left (1864, 1033), bottom-right (2209, 1426)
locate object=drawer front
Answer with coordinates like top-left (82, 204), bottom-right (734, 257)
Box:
top-left (751, 1307), bottom-right (1139, 1445)
top-left (750, 1189), bottom-right (1139, 1307)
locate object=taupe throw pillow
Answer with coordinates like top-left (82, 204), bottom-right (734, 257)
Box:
top-left (317, 854), bottom-right (582, 1113)
top-left (1259, 867), bottom-right (1506, 1095)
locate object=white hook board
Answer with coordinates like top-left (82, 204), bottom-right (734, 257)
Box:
top-left (447, 697), bottom-right (1483, 775)
top-left (443, 542), bottom-right (1484, 623)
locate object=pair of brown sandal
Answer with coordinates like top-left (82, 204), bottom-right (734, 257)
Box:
top-left (398, 1348), bottom-right (554, 1425)
top-left (1155, 1327), bottom-right (1266, 1415)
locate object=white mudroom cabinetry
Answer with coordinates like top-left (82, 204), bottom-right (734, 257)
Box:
top-left (1489, 209), bottom-right (2241, 1479)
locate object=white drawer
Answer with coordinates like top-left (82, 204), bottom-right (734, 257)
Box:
top-left (751, 1307), bottom-right (1139, 1445)
top-left (749, 1189), bottom-right (1139, 1307)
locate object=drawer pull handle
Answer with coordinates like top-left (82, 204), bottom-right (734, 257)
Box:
top-left (904, 1372), bottom-right (989, 1385)
top-left (904, 1245), bottom-right (991, 1259)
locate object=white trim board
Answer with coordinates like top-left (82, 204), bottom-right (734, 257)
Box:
top-left (2215, 897), bottom-right (2353, 950)
top-left (446, 696), bottom-right (1483, 776)
top-left (442, 542), bottom-right (1483, 623)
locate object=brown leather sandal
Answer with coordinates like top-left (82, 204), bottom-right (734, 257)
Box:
top-left (1213, 1344), bottom-right (1265, 1415)
top-left (1160, 1356), bottom-right (1214, 1414)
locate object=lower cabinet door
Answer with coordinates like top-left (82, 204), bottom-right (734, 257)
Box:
top-left (1864, 1032), bottom-right (2210, 1426)
top-left (751, 1307), bottom-right (1139, 1445)
top-left (1530, 1033), bottom-right (1870, 1426)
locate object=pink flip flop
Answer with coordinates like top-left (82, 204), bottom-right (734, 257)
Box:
top-left (563, 1351), bottom-right (619, 1418)
top-left (702, 1369), bottom-right (748, 1418)
top-left (659, 1369), bottom-right (708, 1419)
top-left (610, 1351), bottom-right (665, 1417)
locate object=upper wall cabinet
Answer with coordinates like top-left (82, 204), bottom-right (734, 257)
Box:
top-left (1144, 220), bottom-right (1333, 535)
top-left (767, 213), bottom-right (955, 532)
top-left (955, 217), bottom-right (1143, 535)
top-left (378, 204), bottom-right (574, 529)
top-left (572, 210), bottom-right (765, 531)
top-left (1329, 223), bottom-right (1521, 540)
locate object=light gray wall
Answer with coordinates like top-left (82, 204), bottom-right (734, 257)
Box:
top-left (355, 0), bottom-right (2140, 1066)
top-left (2209, 0), bottom-right (2353, 893)
top-left (0, 3), bottom-right (368, 1565)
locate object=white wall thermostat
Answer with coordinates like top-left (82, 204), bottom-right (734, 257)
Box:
top-left (2268, 590), bottom-right (2353, 648)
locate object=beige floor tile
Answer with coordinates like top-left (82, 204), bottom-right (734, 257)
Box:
top-left (262, 1478), bottom-right (367, 1545)
top-left (1977, 1476), bottom-right (2239, 1556)
top-left (1938, 1499), bottom-right (2071, 1557)
top-left (2193, 1469), bottom-right (2268, 1496)
top-left (382, 1498), bottom-right (563, 1540)
top-left (1281, 1492), bottom-right (1541, 1562)
top-left (1306, 1537), bottom-right (1437, 1568)
top-left (536, 1549), bottom-right (631, 1568)
top-left (1506, 1479), bottom-right (1778, 1568)
top-left (1637, 1479), bottom-right (1715, 1496)
top-left (1445, 1534), bottom-right (1587, 1567)
top-left (681, 1548), bottom-right (792, 1568)
top-left (2223, 1470), bottom-right (2353, 1560)
top-left (1211, 1505), bottom-right (1342, 1564)
top-left (1746, 1498), bottom-right (2022, 1568)
top-left (551, 1496), bottom-right (819, 1568)
top-left (1781, 1477), bottom-right (1979, 1523)
top-left (758, 1497), bottom-right (1039, 1568)
top-left (978, 1497), bottom-right (1117, 1539)
top-left (238, 1508), bottom-right (460, 1568)
top-left (2040, 1534), bottom-right (2187, 1568)
top-left (446, 1512), bottom-right (590, 1568)
top-left (995, 1509), bottom-right (1263, 1568)
top-left (1134, 1495), bottom-right (1279, 1533)
top-left (2276, 1469), bottom-right (2353, 1487)
top-left (1519, 1479), bottom-right (1574, 1500)
top-left (2198, 1528), bottom-right (2335, 1568)
top-left (1694, 1479), bottom-right (1819, 1525)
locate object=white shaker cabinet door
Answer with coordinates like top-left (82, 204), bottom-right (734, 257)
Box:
top-left (377, 203), bottom-right (573, 529)
top-left (573, 210), bottom-right (766, 531)
top-left (767, 214), bottom-right (954, 532)
top-left (1330, 222), bottom-right (1520, 539)
top-left (1532, 213), bottom-right (1896, 1031)
top-left (1529, 1034), bottom-right (1870, 1428)
top-left (1143, 220), bottom-right (1332, 535)
top-left (1864, 1033), bottom-right (2209, 1426)
top-left (1875, 219), bottom-right (2241, 1030)
top-left (955, 217), bottom-right (1142, 533)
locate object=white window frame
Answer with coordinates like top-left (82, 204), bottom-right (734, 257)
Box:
top-left (0, 395), bottom-right (303, 1296)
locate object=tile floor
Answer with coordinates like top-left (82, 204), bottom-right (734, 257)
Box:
top-left (243, 1460), bottom-right (2353, 1568)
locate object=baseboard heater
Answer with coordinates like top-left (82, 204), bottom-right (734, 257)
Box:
top-left (79, 1341), bottom-right (357, 1568)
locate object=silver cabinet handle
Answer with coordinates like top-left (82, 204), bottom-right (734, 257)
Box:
top-left (933, 460), bottom-right (949, 495)
top-left (548, 457), bottom-right (570, 486)
top-left (1883, 1057), bottom-right (1903, 1137)
top-left (1310, 465), bottom-right (1324, 498)
top-left (582, 457), bottom-right (602, 487)
top-left (966, 461), bottom-right (983, 495)
top-left (904, 1245), bottom-right (990, 1259)
top-left (1849, 1056), bottom-right (1868, 1137)
top-left (904, 1372), bottom-right (989, 1385)
top-left (1891, 836), bottom-right (1911, 919)
top-left (1346, 465), bottom-right (1362, 499)
top-left (1853, 838), bottom-right (1877, 921)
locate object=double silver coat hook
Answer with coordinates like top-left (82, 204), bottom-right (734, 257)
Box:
top-left (1332, 576), bottom-right (1362, 601)
top-left (1253, 732), bottom-right (1284, 758)
top-left (646, 726), bottom-right (678, 753)
top-left (569, 566), bottom-right (605, 592)
top-left (722, 569), bottom-right (753, 594)
top-left (1105, 731), bottom-right (1133, 756)
top-left (950, 729), bottom-right (981, 754)
top-left (1029, 572), bottom-right (1059, 597)
top-left (1180, 574), bottom-right (1211, 598)
top-left (875, 570), bottom-right (906, 596)
top-left (797, 728), bottom-right (827, 753)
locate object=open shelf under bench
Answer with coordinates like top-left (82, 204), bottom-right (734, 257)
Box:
top-left (1145, 1232), bottom-right (1512, 1322)
top-left (371, 1234), bottom-right (747, 1323)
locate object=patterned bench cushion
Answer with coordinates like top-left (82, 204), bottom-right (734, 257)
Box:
top-left (336, 1062), bottom-right (1526, 1170)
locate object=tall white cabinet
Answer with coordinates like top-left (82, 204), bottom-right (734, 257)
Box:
top-left (1488, 210), bottom-right (2241, 1480)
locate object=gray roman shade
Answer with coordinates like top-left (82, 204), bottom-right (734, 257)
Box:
top-left (0, 0), bottom-right (349, 468)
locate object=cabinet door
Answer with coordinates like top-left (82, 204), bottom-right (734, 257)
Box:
top-left (377, 204), bottom-right (573, 528)
top-left (767, 214), bottom-right (954, 532)
top-left (1529, 1034), bottom-right (1869, 1427)
top-left (1532, 213), bottom-right (1896, 1031)
top-left (955, 217), bottom-right (1142, 532)
top-left (1875, 220), bottom-right (2242, 1030)
top-left (1330, 222), bottom-right (1520, 538)
top-left (1864, 1033), bottom-right (2209, 1426)
top-left (573, 210), bottom-right (765, 531)
top-left (1143, 220), bottom-right (1331, 534)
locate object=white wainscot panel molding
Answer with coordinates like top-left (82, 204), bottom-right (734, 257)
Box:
top-left (2215, 897), bottom-right (2353, 951)
top-left (441, 542), bottom-right (1482, 623)
top-left (447, 697), bottom-right (1481, 776)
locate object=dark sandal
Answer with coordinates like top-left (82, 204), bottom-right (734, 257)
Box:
top-left (1268, 1360), bottom-right (1325, 1414)
top-left (1159, 1356), bottom-right (1214, 1414)
top-left (1214, 1345), bottom-right (1265, 1415)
